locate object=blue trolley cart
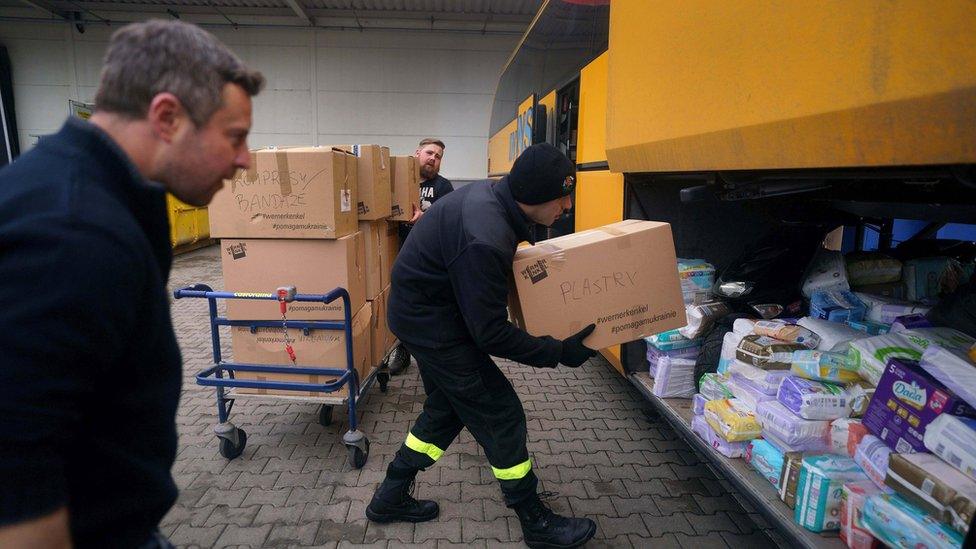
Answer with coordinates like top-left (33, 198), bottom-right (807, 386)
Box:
top-left (173, 283), bottom-right (388, 468)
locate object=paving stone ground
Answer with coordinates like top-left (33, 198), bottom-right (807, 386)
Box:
top-left (162, 245), bottom-right (786, 548)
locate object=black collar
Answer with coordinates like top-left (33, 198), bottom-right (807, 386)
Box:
top-left (52, 117), bottom-right (158, 194)
top-left (492, 177), bottom-right (535, 245)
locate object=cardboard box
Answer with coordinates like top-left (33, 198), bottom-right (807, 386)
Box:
top-left (390, 156), bottom-right (420, 221)
top-left (380, 220), bottom-right (400, 288)
top-left (359, 221), bottom-right (384, 301)
top-left (231, 302), bottom-right (372, 398)
top-left (209, 147), bottom-right (358, 239)
top-left (336, 144), bottom-right (392, 221)
top-left (368, 288), bottom-right (397, 366)
top-left (221, 234), bottom-right (365, 321)
top-left (509, 219), bottom-right (686, 350)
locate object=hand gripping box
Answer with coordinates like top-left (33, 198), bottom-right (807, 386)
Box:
top-left (509, 220), bottom-right (686, 350)
top-left (209, 147), bottom-right (358, 239)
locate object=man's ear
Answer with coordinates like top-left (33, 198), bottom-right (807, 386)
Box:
top-left (414, 148), bottom-right (421, 158)
top-left (146, 92), bottom-right (185, 143)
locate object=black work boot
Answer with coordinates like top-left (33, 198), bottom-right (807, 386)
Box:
top-left (389, 343), bottom-right (411, 375)
top-left (514, 494), bottom-right (596, 548)
top-left (365, 475), bottom-right (438, 523)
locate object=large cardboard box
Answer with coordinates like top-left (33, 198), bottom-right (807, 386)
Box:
top-left (221, 234), bottom-right (365, 321)
top-left (380, 220), bottom-right (400, 289)
top-left (231, 302), bottom-right (372, 398)
top-left (336, 144), bottom-right (392, 221)
top-left (390, 156), bottom-right (420, 222)
top-left (359, 221), bottom-right (384, 301)
top-left (209, 147), bottom-right (358, 239)
top-left (368, 288), bottom-right (397, 366)
top-left (509, 219), bottom-right (686, 350)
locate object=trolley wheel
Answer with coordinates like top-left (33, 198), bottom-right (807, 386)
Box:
top-left (377, 371), bottom-right (390, 393)
top-left (318, 405), bottom-right (334, 426)
top-left (347, 438), bottom-right (370, 469)
top-left (218, 428), bottom-right (247, 460)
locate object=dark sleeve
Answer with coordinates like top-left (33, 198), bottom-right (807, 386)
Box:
top-left (447, 242), bottom-right (561, 367)
top-left (434, 178), bottom-right (454, 201)
top-left (0, 217), bottom-right (143, 525)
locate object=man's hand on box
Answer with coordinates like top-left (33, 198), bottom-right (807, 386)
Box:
top-left (559, 324), bottom-right (597, 367)
top-left (409, 203), bottom-right (423, 223)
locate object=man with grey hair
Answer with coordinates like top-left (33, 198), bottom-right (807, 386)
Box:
top-left (0, 20), bottom-right (262, 547)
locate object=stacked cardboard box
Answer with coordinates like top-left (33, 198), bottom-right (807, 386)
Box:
top-left (209, 144), bottom-right (405, 397)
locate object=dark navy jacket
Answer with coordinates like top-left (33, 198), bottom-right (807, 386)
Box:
top-left (0, 118), bottom-right (181, 547)
top-left (399, 174), bottom-right (454, 242)
top-left (388, 177), bottom-right (562, 367)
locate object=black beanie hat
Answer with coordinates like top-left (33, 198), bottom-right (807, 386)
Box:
top-left (508, 143), bottom-right (576, 205)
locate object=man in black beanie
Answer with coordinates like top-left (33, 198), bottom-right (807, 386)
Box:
top-left (366, 143), bottom-right (598, 548)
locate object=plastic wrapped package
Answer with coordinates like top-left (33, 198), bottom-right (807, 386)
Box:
top-left (810, 290), bottom-right (867, 323)
top-left (861, 493), bottom-right (964, 549)
top-left (678, 301), bottom-right (731, 339)
top-left (779, 452), bottom-right (804, 509)
top-left (890, 313), bottom-right (933, 332)
top-left (924, 414), bottom-right (976, 481)
top-left (853, 435), bottom-right (893, 491)
top-left (651, 357), bottom-right (696, 398)
top-left (840, 481), bottom-right (884, 549)
top-left (854, 291), bottom-right (933, 324)
top-left (733, 318), bottom-right (757, 336)
top-left (692, 393), bottom-right (708, 415)
top-left (745, 439), bottom-right (784, 489)
top-left (698, 372), bottom-right (734, 401)
top-left (903, 257), bottom-right (967, 303)
top-left (755, 399), bottom-right (831, 449)
top-left (846, 382), bottom-right (873, 418)
top-left (691, 413), bottom-right (750, 458)
top-left (885, 453), bottom-right (976, 534)
top-left (797, 316), bottom-right (868, 351)
top-left (677, 258), bottom-right (715, 304)
top-left (846, 319), bottom-right (891, 336)
top-left (647, 342), bottom-right (700, 363)
top-left (704, 399), bottom-right (762, 442)
top-left (848, 328), bottom-right (975, 386)
top-left (752, 320), bottom-right (821, 349)
top-left (852, 281), bottom-right (907, 300)
top-left (725, 375), bottom-right (775, 414)
top-left (763, 428), bottom-right (831, 454)
top-left (728, 360), bottom-right (791, 395)
top-left (802, 248), bottom-right (850, 298)
top-left (920, 344), bottom-right (976, 414)
top-left (645, 329), bottom-right (700, 351)
top-left (830, 418), bottom-right (870, 457)
top-left (845, 252), bottom-right (903, 286)
top-left (717, 331), bottom-right (746, 374)
top-left (736, 335), bottom-right (806, 369)
top-left (791, 350), bottom-right (861, 384)
top-left (777, 375), bottom-right (854, 420)
top-left (794, 455), bottom-right (869, 532)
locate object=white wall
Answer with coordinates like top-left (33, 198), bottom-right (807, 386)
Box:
top-left (0, 21), bottom-right (517, 180)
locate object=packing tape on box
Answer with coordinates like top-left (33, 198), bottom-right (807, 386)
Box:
top-left (598, 226), bottom-right (631, 249)
top-left (274, 151), bottom-right (293, 196)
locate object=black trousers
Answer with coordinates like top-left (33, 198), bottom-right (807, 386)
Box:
top-left (389, 341), bottom-right (538, 506)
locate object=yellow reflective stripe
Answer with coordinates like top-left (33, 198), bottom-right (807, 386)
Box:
top-left (491, 459), bottom-right (532, 480)
top-left (404, 432), bottom-right (445, 461)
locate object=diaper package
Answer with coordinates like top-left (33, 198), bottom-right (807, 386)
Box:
top-left (728, 360), bottom-right (791, 395)
top-left (736, 335), bottom-right (806, 369)
top-left (726, 375), bottom-right (775, 414)
top-left (846, 319), bottom-right (891, 336)
top-left (924, 414), bottom-right (976, 481)
top-left (752, 320), bottom-right (821, 349)
top-left (645, 329), bottom-right (700, 351)
top-left (846, 252), bottom-right (903, 286)
top-left (920, 344), bottom-right (976, 413)
top-left (691, 412), bottom-right (749, 458)
top-left (646, 341), bottom-right (700, 366)
top-left (755, 399), bottom-right (830, 449)
top-left (802, 249), bottom-right (850, 298)
top-left (778, 452), bottom-right (804, 509)
top-left (855, 291), bottom-right (934, 325)
top-left (704, 398), bottom-right (762, 442)
top-left (841, 481), bottom-right (883, 549)
top-left (891, 313), bottom-right (933, 332)
top-left (794, 455), bottom-right (869, 532)
top-left (698, 372), bottom-right (734, 401)
top-left (862, 493), bottom-right (964, 549)
top-left (717, 331), bottom-right (746, 374)
top-left (678, 301), bottom-right (731, 339)
top-left (852, 281), bottom-right (907, 300)
top-left (848, 327), bottom-right (975, 386)
top-left (810, 290), bottom-right (867, 323)
top-left (677, 258), bottom-right (715, 304)
top-left (903, 257), bottom-right (967, 303)
top-left (777, 375), bottom-right (854, 420)
top-left (764, 429), bottom-right (830, 454)
top-left (733, 318), bottom-right (757, 336)
top-left (791, 350), bottom-right (861, 384)
top-left (692, 393), bottom-right (708, 415)
top-left (853, 435), bottom-right (893, 491)
top-left (745, 439), bottom-right (785, 489)
top-left (830, 418), bottom-right (870, 457)
top-left (886, 453), bottom-right (976, 534)
top-left (651, 357), bottom-right (696, 398)
top-left (797, 316), bottom-right (868, 352)
top-left (863, 357), bottom-right (976, 454)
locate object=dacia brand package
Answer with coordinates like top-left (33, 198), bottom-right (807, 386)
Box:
top-left (885, 453), bottom-right (976, 534)
top-left (777, 375), bottom-right (854, 420)
top-left (510, 220), bottom-right (685, 350)
top-left (794, 455), bottom-right (869, 533)
top-left (755, 400), bottom-right (831, 449)
top-left (736, 335), bottom-right (806, 369)
top-left (840, 481), bottom-right (883, 549)
top-left (862, 357), bottom-right (976, 454)
top-left (797, 316), bottom-right (868, 352)
top-left (861, 493), bottom-right (964, 549)
top-left (852, 435), bottom-right (893, 491)
top-left (752, 320), bottom-right (821, 349)
top-left (810, 290), bottom-right (867, 323)
top-left (676, 258), bottom-right (715, 304)
top-left (704, 398), bottom-right (762, 442)
top-left (210, 147), bottom-right (358, 239)
top-left (691, 413), bottom-right (750, 458)
top-left (745, 439), bottom-right (785, 489)
top-left (924, 414), bottom-right (976, 480)
top-left (790, 350), bottom-right (861, 384)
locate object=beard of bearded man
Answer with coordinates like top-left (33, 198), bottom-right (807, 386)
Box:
top-left (421, 163), bottom-right (437, 180)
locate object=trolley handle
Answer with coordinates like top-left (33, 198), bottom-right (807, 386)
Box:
top-left (173, 285), bottom-right (349, 306)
